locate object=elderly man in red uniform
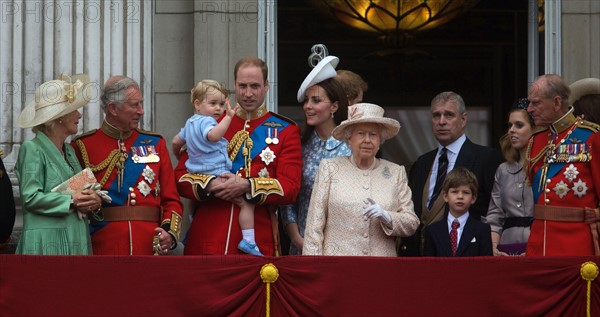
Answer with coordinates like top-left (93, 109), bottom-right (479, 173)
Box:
top-left (526, 74), bottom-right (600, 256)
top-left (72, 76), bottom-right (183, 255)
top-left (175, 56), bottom-right (302, 256)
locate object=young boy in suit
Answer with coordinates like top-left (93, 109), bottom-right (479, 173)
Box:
top-left (424, 167), bottom-right (493, 257)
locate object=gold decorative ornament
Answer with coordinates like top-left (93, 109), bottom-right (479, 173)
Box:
top-left (260, 263), bottom-right (279, 317)
top-left (580, 261), bottom-right (599, 317)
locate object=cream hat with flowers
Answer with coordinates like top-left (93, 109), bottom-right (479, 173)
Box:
top-left (332, 103), bottom-right (400, 141)
top-left (17, 73), bottom-right (92, 128)
top-left (569, 78), bottom-right (600, 105)
top-left (297, 55), bottom-right (339, 103)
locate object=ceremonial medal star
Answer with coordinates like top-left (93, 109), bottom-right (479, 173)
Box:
top-left (563, 164), bottom-right (579, 182)
top-left (143, 165), bottom-right (155, 184)
top-left (137, 180), bottom-right (152, 197)
top-left (259, 147), bottom-right (276, 166)
top-left (572, 179), bottom-right (588, 198)
top-left (553, 181), bottom-right (570, 199)
top-left (258, 167), bottom-right (270, 178)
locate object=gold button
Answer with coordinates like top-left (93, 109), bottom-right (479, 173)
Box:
top-left (545, 199), bottom-right (550, 203)
top-left (545, 189), bottom-right (550, 193)
top-left (131, 199), bottom-right (137, 205)
top-left (130, 193), bottom-right (136, 199)
top-left (129, 187), bottom-right (134, 192)
top-left (546, 179), bottom-right (551, 183)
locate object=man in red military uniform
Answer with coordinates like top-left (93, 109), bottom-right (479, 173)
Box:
top-left (175, 56), bottom-right (302, 256)
top-left (73, 76), bottom-right (183, 255)
top-left (526, 74), bottom-right (600, 256)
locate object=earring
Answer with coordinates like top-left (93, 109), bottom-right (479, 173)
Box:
top-left (331, 112), bottom-right (335, 119)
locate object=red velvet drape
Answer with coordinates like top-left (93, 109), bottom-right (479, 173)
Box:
top-left (1, 255), bottom-right (598, 316)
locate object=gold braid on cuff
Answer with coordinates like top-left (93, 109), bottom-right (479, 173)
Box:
top-left (178, 173), bottom-right (216, 201)
top-left (248, 177), bottom-right (284, 205)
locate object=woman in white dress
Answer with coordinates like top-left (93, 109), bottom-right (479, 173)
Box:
top-left (303, 103), bottom-right (420, 256)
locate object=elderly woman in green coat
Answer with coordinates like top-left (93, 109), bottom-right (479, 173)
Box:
top-left (15, 74), bottom-right (101, 255)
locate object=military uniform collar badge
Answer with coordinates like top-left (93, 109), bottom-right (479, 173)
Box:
top-left (550, 108), bottom-right (577, 134)
top-left (236, 104), bottom-right (268, 120)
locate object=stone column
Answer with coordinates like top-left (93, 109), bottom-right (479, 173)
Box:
top-left (562, 0), bottom-right (600, 83)
top-left (0, 0), bottom-right (152, 252)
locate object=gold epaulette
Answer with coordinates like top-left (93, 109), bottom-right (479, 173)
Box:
top-left (72, 129), bottom-right (98, 142)
top-left (578, 120), bottom-right (600, 132)
top-left (0, 149), bottom-right (3, 158)
top-left (270, 112), bottom-right (298, 126)
top-left (136, 128), bottom-right (164, 138)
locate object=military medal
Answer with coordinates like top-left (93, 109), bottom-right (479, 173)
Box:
top-left (272, 128), bottom-right (279, 145)
top-left (137, 180), bottom-right (151, 197)
top-left (572, 179), bottom-right (588, 198)
top-left (259, 147), bottom-right (276, 165)
top-left (131, 145), bottom-right (160, 163)
top-left (265, 128), bottom-right (272, 144)
top-left (563, 164), bottom-right (579, 182)
top-left (553, 181), bottom-right (569, 199)
top-left (258, 167), bottom-right (270, 178)
top-left (155, 181), bottom-right (161, 198)
top-left (143, 165), bottom-right (155, 184)
top-left (145, 146), bottom-right (160, 163)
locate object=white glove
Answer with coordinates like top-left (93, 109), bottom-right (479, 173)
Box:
top-left (78, 183), bottom-right (112, 220)
top-left (363, 198), bottom-right (392, 226)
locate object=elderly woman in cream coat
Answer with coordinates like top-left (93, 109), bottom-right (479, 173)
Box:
top-left (303, 103), bottom-right (419, 256)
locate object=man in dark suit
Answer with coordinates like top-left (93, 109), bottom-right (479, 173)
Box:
top-left (423, 167), bottom-right (493, 257)
top-left (399, 91), bottom-right (503, 256)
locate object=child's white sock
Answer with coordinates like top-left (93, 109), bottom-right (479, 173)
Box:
top-left (242, 229), bottom-right (255, 244)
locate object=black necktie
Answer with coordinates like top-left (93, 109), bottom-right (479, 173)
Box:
top-left (428, 147), bottom-right (448, 209)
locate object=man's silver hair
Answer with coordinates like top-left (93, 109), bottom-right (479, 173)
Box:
top-left (430, 91), bottom-right (466, 114)
top-left (100, 77), bottom-right (139, 112)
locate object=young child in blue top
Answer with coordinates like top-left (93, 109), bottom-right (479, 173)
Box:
top-left (424, 167), bottom-right (492, 257)
top-left (172, 80), bottom-right (261, 256)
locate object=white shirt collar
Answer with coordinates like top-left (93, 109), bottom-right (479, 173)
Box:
top-left (439, 134), bottom-right (466, 156)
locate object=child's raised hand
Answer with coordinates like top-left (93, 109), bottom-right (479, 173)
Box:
top-left (225, 98), bottom-right (238, 118)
